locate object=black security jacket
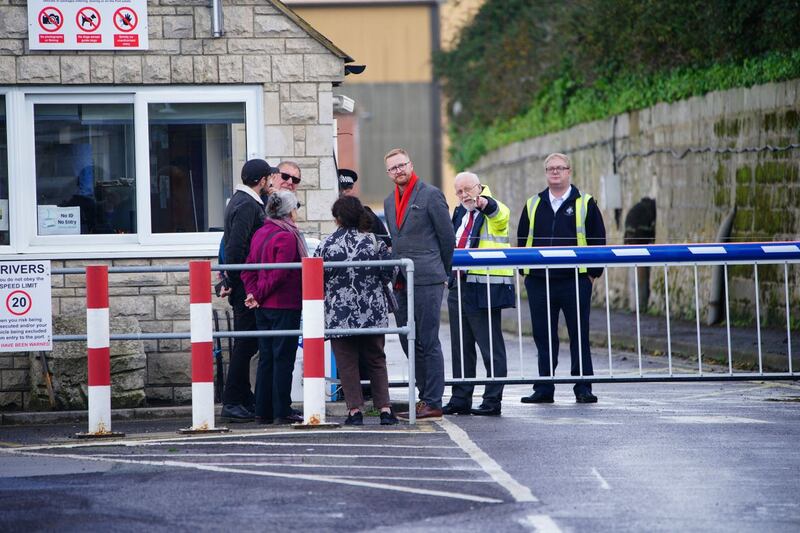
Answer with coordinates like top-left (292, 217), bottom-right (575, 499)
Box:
top-left (516, 186), bottom-right (606, 279)
top-left (223, 189), bottom-right (265, 296)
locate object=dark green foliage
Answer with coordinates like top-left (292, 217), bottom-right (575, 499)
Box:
top-left (434, 0), bottom-right (800, 168)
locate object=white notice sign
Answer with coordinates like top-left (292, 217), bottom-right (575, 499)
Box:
top-left (28, 0), bottom-right (149, 51)
top-left (0, 261), bottom-right (53, 353)
top-left (38, 205), bottom-right (81, 235)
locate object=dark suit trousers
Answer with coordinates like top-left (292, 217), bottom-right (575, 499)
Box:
top-left (254, 308), bottom-right (301, 419)
top-left (447, 288), bottom-right (507, 409)
top-left (525, 276), bottom-right (594, 396)
top-left (222, 291), bottom-right (258, 406)
top-left (395, 283), bottom-right (445, 409)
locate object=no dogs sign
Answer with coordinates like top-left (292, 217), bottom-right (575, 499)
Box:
top-left (0, 261), bottom-right (53, 352)
top-left (28, 0), bottom-right (149, 50)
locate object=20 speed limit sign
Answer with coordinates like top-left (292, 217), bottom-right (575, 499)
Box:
top-left (0, 261), bottom-right (53, 352)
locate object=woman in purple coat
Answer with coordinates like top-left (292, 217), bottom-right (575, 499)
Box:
top-left (242, 190), bottom-right (306, 425)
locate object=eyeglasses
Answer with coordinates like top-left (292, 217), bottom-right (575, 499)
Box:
top-left (545, 166), bottom-right (570, 174)
top-left (280, 172), bottom-right (301, 185)
top-left (386, 161), bottom-right (410, 174)
top-left (455, 183), bottom-right (481, 197)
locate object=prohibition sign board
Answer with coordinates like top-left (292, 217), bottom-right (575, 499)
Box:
top-left (113, 7), bottom-right (138, 32)
top-left (6, 290), bottom-right (32, 317)
top-left (76, 6), bottom-right (101, 32)
top-left (38, 6), bottom-right (64, 32)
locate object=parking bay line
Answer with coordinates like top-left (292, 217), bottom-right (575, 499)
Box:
top-left (90, 452), bottom-right (474, 460)
top-left (437, 417), bottom-right (538, 503)
top-left (201, 462), bottom-right (483, 471)
top-left (7, 449), bottom-right (503, 504)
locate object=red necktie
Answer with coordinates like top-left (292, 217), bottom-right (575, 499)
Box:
top-left (457, 211), bottom-right (475, 249)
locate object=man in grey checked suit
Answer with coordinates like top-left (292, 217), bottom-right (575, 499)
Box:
top-left (383, 148), bottom-right (455, 420)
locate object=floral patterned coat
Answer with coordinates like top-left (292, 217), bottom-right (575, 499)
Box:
top-left (313, 227), bottom-right (395, 338)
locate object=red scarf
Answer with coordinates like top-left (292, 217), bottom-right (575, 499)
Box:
top-left (394, 172), bottom-right (419, 228)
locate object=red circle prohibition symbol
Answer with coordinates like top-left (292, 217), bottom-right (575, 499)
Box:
top-left (6, 290), bottom-right (32, 317)
top-left (113, 7), bottom-right (138, 32)
top-left (76, 7), bottom-right (101, 32)
top-left (38, 7), bottom-right (64, 32)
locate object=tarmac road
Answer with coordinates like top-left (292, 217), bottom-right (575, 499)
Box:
top-left (2, 367), bottom-right (799, 532)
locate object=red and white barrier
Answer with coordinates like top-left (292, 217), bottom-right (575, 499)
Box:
top-left (302, 257), bottom-right (327, 425)
top-left (188, 260), bottom-right (218, 431)
top-left (85, 265), bottom-right (112, 435)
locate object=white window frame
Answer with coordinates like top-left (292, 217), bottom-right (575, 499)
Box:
top-left (0, 85), bottom-right (263, 259)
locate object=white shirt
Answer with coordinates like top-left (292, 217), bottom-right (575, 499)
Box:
top-left (455, 209), bottom-right (476, 248)
top-left (235, 183), bottom-right (264, 205)
top-left (549, 185), bottom-right (572, 213)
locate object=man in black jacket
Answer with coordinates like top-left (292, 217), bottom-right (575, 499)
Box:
top-left (516, 153), bottom-right (606, 404)
top-left (220, 158), bottom-right (278, 421)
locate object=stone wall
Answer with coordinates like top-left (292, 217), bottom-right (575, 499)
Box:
top-left (0, 257), bottom-right (229, 408)
top-left (472, 80), bottom-right (800, 327)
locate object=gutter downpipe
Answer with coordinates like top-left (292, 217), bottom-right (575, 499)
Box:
top-left (212, 0), bottom-right (224, 38)
top-left (707, 207), bottom-right (737, 325)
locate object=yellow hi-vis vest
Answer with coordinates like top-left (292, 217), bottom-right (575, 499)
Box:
top-left (524, 193), bottom-right (592, 274)
top-left (463, 187), bottom-right (514, 282)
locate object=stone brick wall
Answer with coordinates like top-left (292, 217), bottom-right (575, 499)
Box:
top-left (0, 0), bottom-right (344, 239)
top-left (0, 0), bottom-right (346, 409)
top-left (472, 80), bottom-right (800, 327)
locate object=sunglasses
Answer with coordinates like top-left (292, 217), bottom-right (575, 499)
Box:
top-left (280, 172), bottom-right (301, 185)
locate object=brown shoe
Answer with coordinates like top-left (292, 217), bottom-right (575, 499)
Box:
top-left (416, 404), bottom-right (443, 420)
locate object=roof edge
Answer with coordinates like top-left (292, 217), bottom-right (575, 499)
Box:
top-left (269, 0), bottom-right (355, 63)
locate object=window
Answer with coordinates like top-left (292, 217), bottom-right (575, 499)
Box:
top-left (34, 103), bottom-right (136, 236)
top-left (0, 96), bottom-right (8, 245)
top-left (148, 103), bottom-right (246, 233)
top-left (0, 86), bottom-right (262, 257)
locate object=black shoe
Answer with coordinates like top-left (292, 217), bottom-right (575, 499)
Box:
top-left (575, 392), bottom-right (598, 403)
top-left (379, 410), bottom-right (399, 425)
top-left (344, 411), bottom-right (363, 426)
top-left (274, 413), bottom-right (303, 425)
top-left (220, 404), bottom-right (255, 422)
top-left (471, 405), bottom-right (501, 416)
top-left (521, 393), bottom-right (554, 404)
top-left (442, 404), bottom-right (472, 415)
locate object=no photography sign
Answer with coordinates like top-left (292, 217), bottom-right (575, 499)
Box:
top-left (0, 261), bottom-right (52, 352)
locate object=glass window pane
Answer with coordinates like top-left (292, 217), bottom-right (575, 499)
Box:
top-left (0, 97), bottom-right (8, 245)
top-left (34, 103), bottom-right (136, 236)
top-left (148, 102), bottom-right (246, 233)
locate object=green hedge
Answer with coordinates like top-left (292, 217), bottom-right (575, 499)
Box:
top-left (450, 49), bottom-right (800, 170)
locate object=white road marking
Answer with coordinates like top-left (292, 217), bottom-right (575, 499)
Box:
top-left (591, 467), bottom-right (610, 490)
top-left (200, 462), bottom-right (482, 471)
top-left (11, 429), bottom-right (436, 452)
top-left (315, 475), bottom-right (494, 483)
top-left (111, 440), bottom-right (457, 450)
top-left (437, 417), bottom-right (538, 502)
top-left (90, 452), bottom-right (472, 460)
top-left (517, 514), bottom-right (563, 532)
top-left (504, 416), bottom-right (620, 425)
top-left (9, 449), bottom-right (503, 504)
top-left (660, 415), bottom-right (770, 424)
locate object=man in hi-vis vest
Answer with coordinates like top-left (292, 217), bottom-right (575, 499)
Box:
top-left (444, 172), bottom-right (515, 417)
top-left (516, 153), bottom-right (606, 404)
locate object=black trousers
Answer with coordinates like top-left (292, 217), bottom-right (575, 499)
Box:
top-left (222, 292), bottom-right (258, 406)
top-left (254, 308), bottom-right (301, 420)
top-left (526, 275), bottom-right (594, 396)
top-left (447, 288), bottom-right (507, 409)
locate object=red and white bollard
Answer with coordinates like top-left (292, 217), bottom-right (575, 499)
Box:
top-left (300, 257), bottom-right (336, 427)
top-left (180, 260), bottom-right (228, 433)
top-left (77, 265), bottom-right (123, 438)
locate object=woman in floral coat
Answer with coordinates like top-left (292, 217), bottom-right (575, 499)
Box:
top-left (314, 196), bottom-right (398, 425)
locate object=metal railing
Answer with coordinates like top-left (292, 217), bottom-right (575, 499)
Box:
top-left (447, 242), bottom-right (799, 386)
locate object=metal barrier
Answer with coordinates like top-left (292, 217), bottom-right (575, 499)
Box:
top-left (447, 241), bottom-right (799, 388)
top-left (51, 256), bottom-right (418, 432)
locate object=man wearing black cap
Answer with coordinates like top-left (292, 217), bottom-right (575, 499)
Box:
top-left (338, 168), bottom-right (391, 247)
top-left (220, 158), bottom-right (278, 421)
